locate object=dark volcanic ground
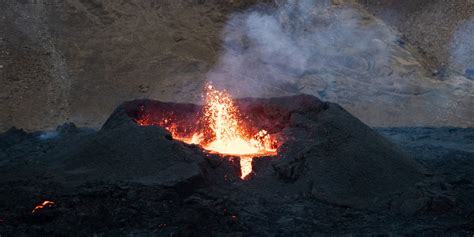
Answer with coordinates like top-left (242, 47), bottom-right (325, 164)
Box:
top-left (0, 124), bottom-right (473, 235)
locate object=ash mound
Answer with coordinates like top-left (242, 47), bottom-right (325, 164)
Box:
top-left (57, 125), bottom-right (206, 186)
top-left (39, 94), bottom-right (423, 208)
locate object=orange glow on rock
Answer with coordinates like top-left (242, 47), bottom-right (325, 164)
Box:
top-left (32, 200), bottom-right (55, 213)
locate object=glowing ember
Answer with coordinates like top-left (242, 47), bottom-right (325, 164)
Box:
top-left (136, 83), bottom-right (279, 179)
top-left (32, 200), bottom-right (55, 213)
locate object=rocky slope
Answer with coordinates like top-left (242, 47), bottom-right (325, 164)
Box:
top-left (357, 0), bottom-right (474, 73)
top-left (0, 0), bottom-right (472, 131)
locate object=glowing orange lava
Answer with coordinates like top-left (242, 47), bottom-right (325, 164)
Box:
top-left (200, 85), bottom-right (277, 178)
top-left (32, 200), bottom-right (55, 213)
top-left (136, 84), bottom-right (279, 179)
top-left (201, 85), bottom-right (277, 156)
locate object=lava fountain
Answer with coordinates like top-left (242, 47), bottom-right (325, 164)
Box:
top-left (135, 84), bottom-right (279, 179)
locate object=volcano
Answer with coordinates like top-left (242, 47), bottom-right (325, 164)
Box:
top-left (60, 89), bottom-right (423, 208)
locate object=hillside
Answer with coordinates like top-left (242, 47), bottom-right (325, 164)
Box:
top-left (0, 0), bottom-right (472, 131)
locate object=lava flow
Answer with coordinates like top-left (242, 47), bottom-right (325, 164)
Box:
top-left (136, 84), bottom-right (279, 179)
top-left (32, 200), bottom-right (55, 214)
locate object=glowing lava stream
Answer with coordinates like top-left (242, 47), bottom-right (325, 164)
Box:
top-left (137, 84), bottom-right (278, 179)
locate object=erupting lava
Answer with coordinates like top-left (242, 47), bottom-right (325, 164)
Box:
top-left (136, 84), bottom-right (279, 179)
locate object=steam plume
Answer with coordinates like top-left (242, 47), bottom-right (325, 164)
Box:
top-left (207, 0), bottom-right (396, 98)
top-left (205, 0), bottom-right (474, 127)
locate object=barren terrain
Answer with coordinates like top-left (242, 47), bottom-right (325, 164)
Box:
top-left (1, 0), bottom-right (473, 131)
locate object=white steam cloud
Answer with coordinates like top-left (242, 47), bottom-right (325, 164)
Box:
top-left (207, 0), bottom-right (397, 99)
top-left (204, 0), bottom-right (474, 127)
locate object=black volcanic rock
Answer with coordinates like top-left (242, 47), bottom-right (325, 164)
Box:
top-left (52, 123), bottom-right (206, 187)
top-left (0, 95), bottom-right (424, 208)
top-left (96, 94), bottom-right (424, 208)
top-left (268, 102), bottom-right (425, 208)
top-left (2, 95), bottom-right (474, 236)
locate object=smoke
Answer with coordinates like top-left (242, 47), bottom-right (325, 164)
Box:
top-left (206, 0), bottom-right (397, 99)
top-left (450, 18), bottom-right (474, 77)
top-left (205, 0), bottom-right (474, 127)
top-left (38, 130), bottom-right (59, 140)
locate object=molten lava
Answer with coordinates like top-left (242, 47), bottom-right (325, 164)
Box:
top-left (32, 200), bottom-right (55, 213)
top-left (136, 84), bottom-right (279, 179)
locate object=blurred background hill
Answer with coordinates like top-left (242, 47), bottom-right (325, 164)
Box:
top-left (0, 0), bottom-right (472, 131)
